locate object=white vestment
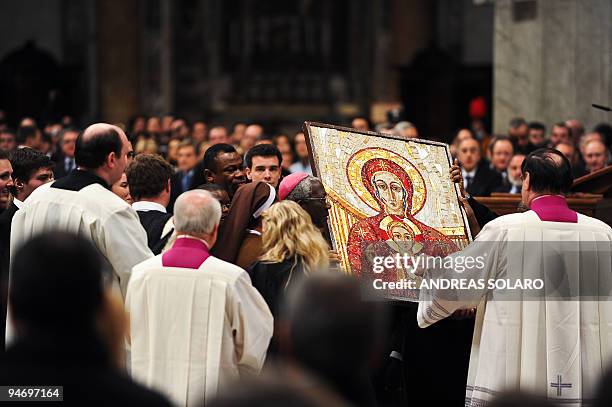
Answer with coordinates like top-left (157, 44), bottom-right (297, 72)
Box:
top-left (126, 255), bottom-right (274, 406)
top-left (6, 182), bottom-right (153, 344)
top-left (418, 210), bottom-right (612, 406)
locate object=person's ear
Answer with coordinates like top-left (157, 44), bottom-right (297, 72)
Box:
top-left (14, 179), bottom-right (24, 192)
top-left (523, 172), bottom-right (530, 191)
top-left (245, 167), bottom-right (252, 181)
top-left (204, 169), bottom-right (214, 184)
top-left (106, 152), bottom-right (116, 169)
top-left (165, 178), bottom-right (171, 193)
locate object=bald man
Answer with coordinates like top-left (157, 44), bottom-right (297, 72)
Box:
top-left (6, 123), bottom-right (152, 344)
top-left (126, 190), bottom-right (272, 405)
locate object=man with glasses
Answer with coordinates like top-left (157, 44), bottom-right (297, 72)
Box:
top-left (52, 128), bottom-right (79, 179)
top-left (278, 173), bottom-right (330, 232)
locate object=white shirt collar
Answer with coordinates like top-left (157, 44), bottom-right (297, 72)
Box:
top-left (13, 197), bottom-right (24, 209)
top-left (132, 201), bottom-right (167, 213)
top-left (461, 167), bottom-right (477, 178)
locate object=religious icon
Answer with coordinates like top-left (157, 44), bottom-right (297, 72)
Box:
top-left (303, 122), bottom-right (471, 301)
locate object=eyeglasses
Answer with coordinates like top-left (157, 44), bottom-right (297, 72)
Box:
top-left (298, 196), bottom-right (328, 204)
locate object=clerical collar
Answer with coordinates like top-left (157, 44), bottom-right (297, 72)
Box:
top-left (51, 169), bottom-right (111, 191)
top-left (529, 195), bottom-right (577, 223)
top-left (530, 194), bottom-right (564, 204)
top-left (176, 234), bottom-right (211, 249)
top-left (13, 197), bottom-right (24, 209)
top-left (132, 201), bottom-right (167, 213)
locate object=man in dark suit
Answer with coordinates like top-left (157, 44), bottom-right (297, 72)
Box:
top-left (0, 232), bottom-right (171, 406)
top-left (0, 148), bottom-right (54, 350)
top-left (126, 154), bottom-right (175, 254)
top-left (457, 137), bottom-right (502, 196)
top-left (52, 127), bottom-right (79, 179)
top-left (168, 141), bottom-right (204, 212)
top-left (0, 148), bottom-right (54, 257)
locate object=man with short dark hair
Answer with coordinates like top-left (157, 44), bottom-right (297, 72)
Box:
top-left (203, 143), bottom-right (247, 199)
top-left (0, 232), bottom-right (171, 406)
top-left (549, 122), bottom-right (571, 147)
top-left (528, 122), bottom-right (546, 148)
top-left (244, 144), bottom-right (282, 187)
top-left (52, 127), bottom-right (79, 178)
top-left (15, 125), bottom-right (42, 151)
top-left (417, 148), bottom-right (612, 404)
top-left (126, 154), bottom-right (175, 254)
top-left (0, 148), bottom-right (54, 261)
top-left (8, 124), bottom-right (152, 345)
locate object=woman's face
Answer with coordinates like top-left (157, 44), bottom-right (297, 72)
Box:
top-left (372, 171), bottom-right (406, 216)
top-left (112, 173), bottom-right (132, 205)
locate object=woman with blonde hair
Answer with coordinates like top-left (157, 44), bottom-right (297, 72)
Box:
top-left (248, 200), bottom-right (329, 318)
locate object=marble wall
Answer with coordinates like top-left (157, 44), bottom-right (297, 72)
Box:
top-left (493, 0), bottom-right (612, 134)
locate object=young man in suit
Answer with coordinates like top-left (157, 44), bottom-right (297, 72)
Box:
top-left (126, 154), bottom-right (175, 255)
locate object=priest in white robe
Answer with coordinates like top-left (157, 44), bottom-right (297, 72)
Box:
top-left (417, 149), bottom-right (612, 406)
top-left (7, 124), bottom-right (152, 345)
top-left (126, 190), bottom-right (273, 406)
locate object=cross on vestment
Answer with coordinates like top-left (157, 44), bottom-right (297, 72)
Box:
top-left (550, 374), bottom-right (572, 396)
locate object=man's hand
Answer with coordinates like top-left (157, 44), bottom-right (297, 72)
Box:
top-left (449, 158), bottom-right (466, 198)
top-left (329, 250), bottom-right (341, 264)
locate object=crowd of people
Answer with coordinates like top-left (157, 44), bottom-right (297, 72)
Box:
top-left (450, 117), bottom-right (612, 198)
top-left (0, 110), bottom-right (611, 406)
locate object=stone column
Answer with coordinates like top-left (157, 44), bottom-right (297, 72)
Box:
top-left (493, 0), bottom-right (612, 134)
top-left (96, 0), bottom-right (141, 124)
